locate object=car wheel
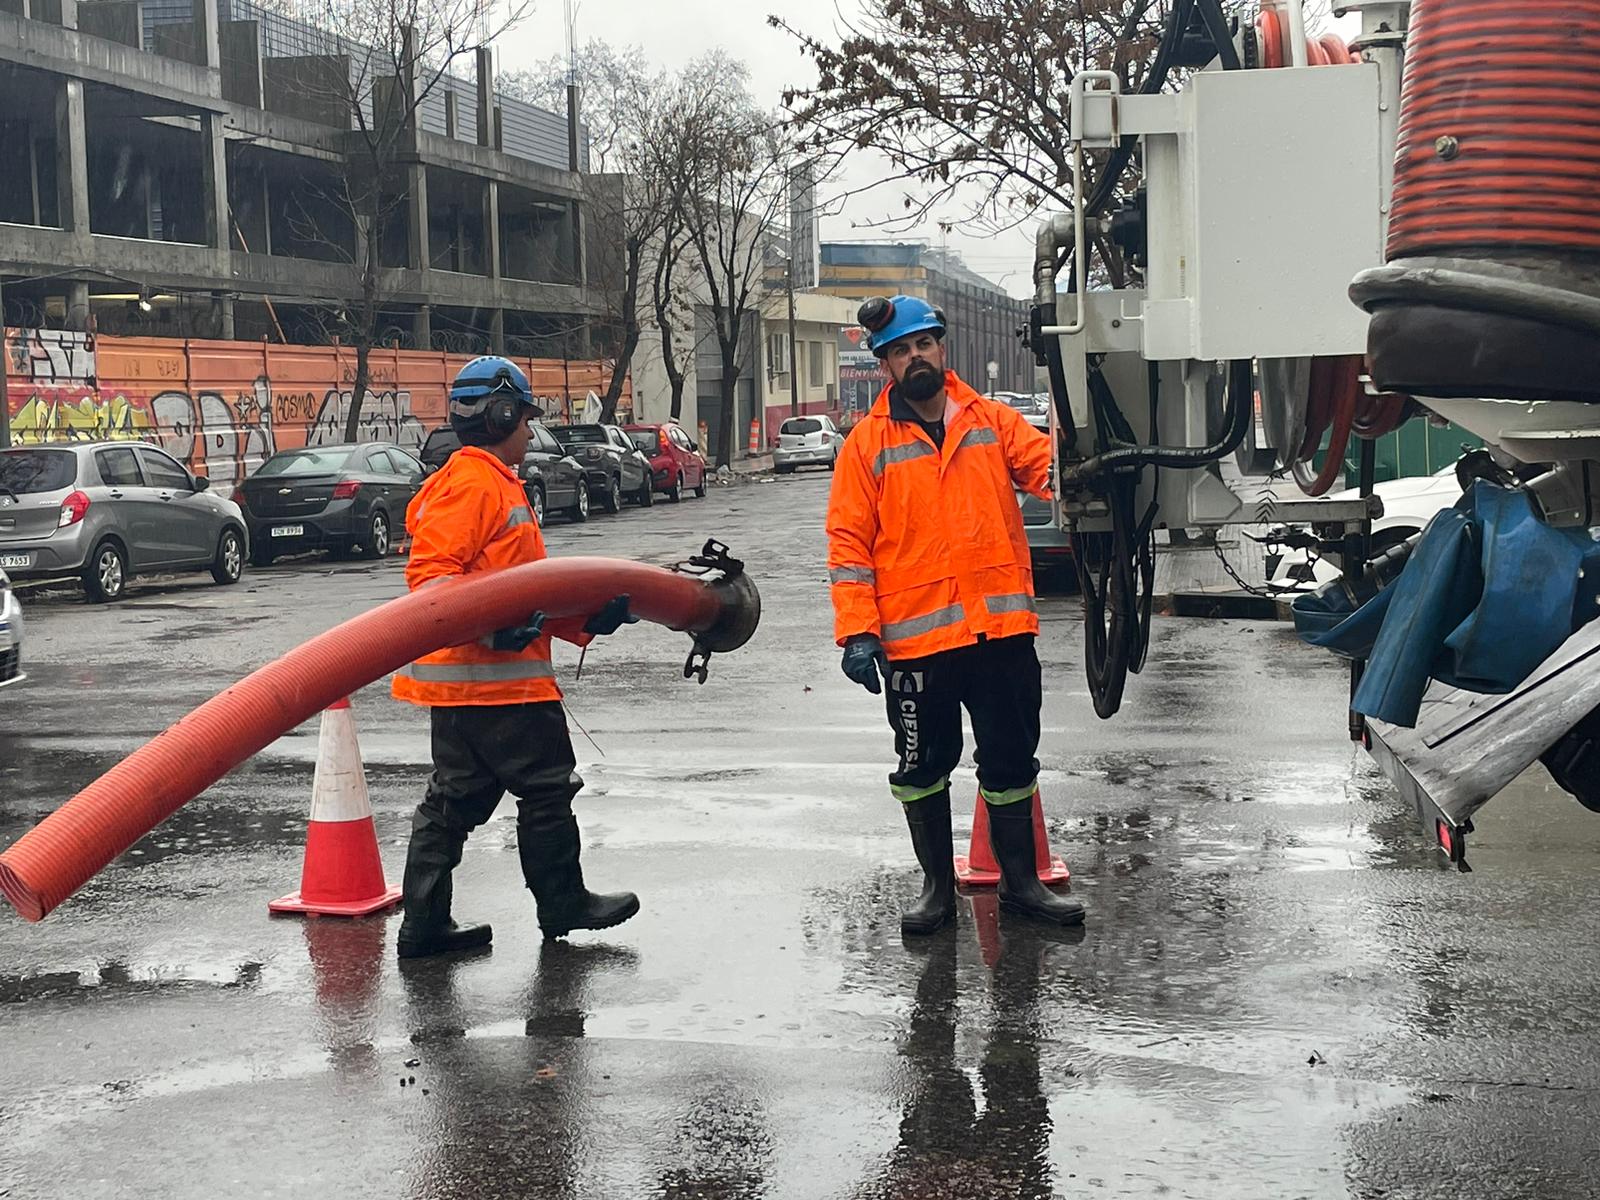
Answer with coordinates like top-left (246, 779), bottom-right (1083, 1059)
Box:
top-left (529, 484), bottom-right (546, 526)
top-left (776, 464), bottom-right (795, 475)
top-left (602, 477), bottom-right (623, 513)
top-left (668, 473), bottom-right (683, 503)
top-left (359, 509), bottom-right (390, 560)
top-left (828, 452), bottom-right (837, 471)
top-left (83, 539), bottom-right (128, 603)
top-left (568, 485), bottom-right (590, 523)
top-left (250, 543), bottom-right (274, 568)
top-left (636, 478), bottom-right (654, 507)
top-left (693, 472), bottom-right (707, 499)
top-left (211, 528), bottom-right (245, 585)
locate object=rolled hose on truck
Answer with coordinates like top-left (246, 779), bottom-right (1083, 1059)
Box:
top-left (0, 545), bottom-right (761, 923)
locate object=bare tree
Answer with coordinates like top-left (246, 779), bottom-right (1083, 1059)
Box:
top-left (771, 0), bottom-right (1171, 258)
top-left (682, 96), bottom-right (794, 468)
top-left (285, 0), bottom-right (529, 441)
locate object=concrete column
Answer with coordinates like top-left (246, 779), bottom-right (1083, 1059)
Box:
top-left (488, 308), bottom-right (505, 355)
top-left (413, 304), bottom-right (432, 349)
top-left (406, 164), bottom-right (429, 272)
top-left (66, 281), bottom-right (89, 330)
top-left (201, 112), bottom-right (230, 257)
top-left (213, 291), bottom-right (234, 339)
top-left (475, 47), bottom-right (493, 148)
top-left (570, 200), bottom-right (587, 287)
top-left (483, 180), bottom-right (500, 280)
top-left (193, 0), bottom-right (221, 72)
top-left (56, 77), bottom-right (90, 241)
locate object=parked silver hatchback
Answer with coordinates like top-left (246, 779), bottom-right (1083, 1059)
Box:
top-left (0, 566), bottom-right (23, 689)
top-left (0, 442), bottom-right (249, 602)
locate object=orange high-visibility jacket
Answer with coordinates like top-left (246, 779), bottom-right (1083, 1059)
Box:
top-left (392, 445), bottom-right (566, 707)
top-left (826, 372), bottom-right (1053, 661)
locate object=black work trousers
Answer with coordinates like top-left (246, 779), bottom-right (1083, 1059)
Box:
top-left (413, 702), bottom-right (584, 875)
top-left (883, 634), bottom-right (1043, 805)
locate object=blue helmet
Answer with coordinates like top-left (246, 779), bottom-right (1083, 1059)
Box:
top-left (858, 295), bottom-right (947, 358)
top-left (448, 355), bottom-right (538, 445)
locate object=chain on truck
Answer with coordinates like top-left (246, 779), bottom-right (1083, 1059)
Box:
top-left (1030, 0), bottom-right (1600, 869)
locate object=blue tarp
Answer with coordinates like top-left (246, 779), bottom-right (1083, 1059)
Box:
top-left (1293, 481), bottom-right (1600, 727)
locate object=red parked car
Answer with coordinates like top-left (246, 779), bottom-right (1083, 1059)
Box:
top-left (624, 422), bottom-right (709, 502)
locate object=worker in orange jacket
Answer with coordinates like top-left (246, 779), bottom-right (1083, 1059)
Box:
top-left (826, 296), bottom-right (1085, 935)
top-left (392, 356), bottom-right (638, 958)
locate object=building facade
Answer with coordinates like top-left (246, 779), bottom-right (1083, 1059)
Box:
top-left (818, 242), bottom-right (1033, 396)
top-left (0, 0), bottom-right (607, 359)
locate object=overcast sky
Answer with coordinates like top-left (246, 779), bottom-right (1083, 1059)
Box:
top-left (497, 0), bottom-right (1043, 297)
top-left (497, 2), bottom-right (1361, 300)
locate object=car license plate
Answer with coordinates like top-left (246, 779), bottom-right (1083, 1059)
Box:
top-left (269, 525), bottom-right (304, 538)
top-left (0, 553), bottom-right (30, 569)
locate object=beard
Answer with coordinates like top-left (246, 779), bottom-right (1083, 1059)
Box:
top-left (900, 360), bottom-right (944, 403)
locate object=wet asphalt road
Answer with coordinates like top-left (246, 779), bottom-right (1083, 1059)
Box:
top-left (4, 472), bottom-right (1600, 1199)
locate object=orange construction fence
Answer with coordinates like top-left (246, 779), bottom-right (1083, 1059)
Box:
top-left (2, 329), bottom-right (628, 488)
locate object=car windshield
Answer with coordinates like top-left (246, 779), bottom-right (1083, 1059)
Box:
top-left (551, 426), bottom-right (607, 445)
top-left (254, 447), bottom-right (360, 477)
top-left (782, 418), bottom-right (823, 436)
top-left (423, 430), bottom-right (459, 455)
top-left (628, 430), bottom-right (661, 453)
top-left (0, 448), bottom-right (77, 494)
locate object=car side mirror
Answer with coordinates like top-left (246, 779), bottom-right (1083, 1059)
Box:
top-left (192, 475), bottom-right (210, 492)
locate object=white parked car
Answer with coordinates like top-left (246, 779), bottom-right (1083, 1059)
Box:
top-left (1266, 464), bottom-right (1463, 588)
top-left (774, 416), bottom-right (845, 473)
top-left (0, 566), bottom-right (24, 690)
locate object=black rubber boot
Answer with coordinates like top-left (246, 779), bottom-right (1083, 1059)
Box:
top-left (986, 801), bottom-right (1085, 926)
top-left (396, 814), bottom-right (493, 959)
top-left (519, 812), bottom-right (639, 940)
top-left (901, 791), bottom-right (957, 935)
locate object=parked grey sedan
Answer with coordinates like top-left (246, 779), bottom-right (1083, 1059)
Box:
top-left (0, 442), bottom-right (249, 602)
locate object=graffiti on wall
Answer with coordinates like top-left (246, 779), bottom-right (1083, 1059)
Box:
top-left (5, 329), bottom-right (622, 485)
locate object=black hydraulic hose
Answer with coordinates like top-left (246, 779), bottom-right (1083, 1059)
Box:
top-left (1066, 357), bottom-right (1253, 479)
top-left (1042, 302), bottom-right (1079, 453)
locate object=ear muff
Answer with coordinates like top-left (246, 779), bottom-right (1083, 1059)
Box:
top-left (858, 296), bottom-right (895, 333)
top-left (484, 395), bottom-right (523, 441)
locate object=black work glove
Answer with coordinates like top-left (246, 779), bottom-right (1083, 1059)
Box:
top-left (841, 634), bottom-right (888, 695)
top-left (583, 594), bottom-right (640, 637)
top-left (491, 610), bottom-right (546, 653)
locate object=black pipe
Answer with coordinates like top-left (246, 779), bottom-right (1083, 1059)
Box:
top-left (1066, 357), bottom-right (1253, 478)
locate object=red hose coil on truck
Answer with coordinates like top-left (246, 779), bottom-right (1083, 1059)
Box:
top-left (0, 554), bottom-right (758, 922)
top-left (1390, 0), bottom-right (1600, 257)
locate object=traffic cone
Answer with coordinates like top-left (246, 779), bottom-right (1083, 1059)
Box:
top-left (269, 698), bottom-right (402, 917)
top-left (748, 420), bottom-right (760, 454)
top-left (953, 789), bottom-right (1070, 887)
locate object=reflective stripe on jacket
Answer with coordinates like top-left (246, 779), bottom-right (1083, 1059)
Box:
top-left (825, 372), bottom-right (1053, 660)
top-left (392, 445), bottom-right (562, 707)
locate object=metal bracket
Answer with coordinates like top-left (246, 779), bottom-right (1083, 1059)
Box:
top-left (672, 538), bottom-right (745, 584)
top-left (683, 642), bottom-right (712, 686)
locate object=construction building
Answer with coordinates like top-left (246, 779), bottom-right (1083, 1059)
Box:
top-left (0, 0), bottom-right (606, 357)
top-left (818, 242), bottom-right (1034, 398)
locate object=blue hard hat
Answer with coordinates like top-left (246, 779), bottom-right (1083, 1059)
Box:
top-left (450, 355), bottom-right (533, 406)
top-left (858, 295), bottom-right (947, 358)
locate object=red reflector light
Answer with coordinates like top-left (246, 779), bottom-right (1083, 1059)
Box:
top-left (58, 490), bottom-right (90, 527)
top-left (1436, 820), bottom-right (1454, 858)
top-left (332, 480), bottom-right (361, 500)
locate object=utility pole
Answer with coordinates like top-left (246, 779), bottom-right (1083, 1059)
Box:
top-left (786, 254), bottom-right (800, 419)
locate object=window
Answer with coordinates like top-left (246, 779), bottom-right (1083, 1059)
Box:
top-left (781, 418), bottom-right (823, 436)
top-left (532, 426), bottom-right (563, 455)
top-left (257, 446), bottom-right (361, 476)
top-left (628, 429), bottom-right (662, 454)
top-left (96, 447), bottom-right (143, 487)
top-left (767, 332), bottom-right (788, 375)
top-left (139, 448), bottom-right (193, 491)
top-left (0, 449), bottom-right (77, 494)
top-left (549, 425), bottom-right (607, 446)
top-left (608, 427), bottom-right (632, 451)
top-left (390, 449), bottom-right (424, 478)
top-left (809, 341), bottom-right (826, 387)
top-left (668, 426), bottom-right (694, 451)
